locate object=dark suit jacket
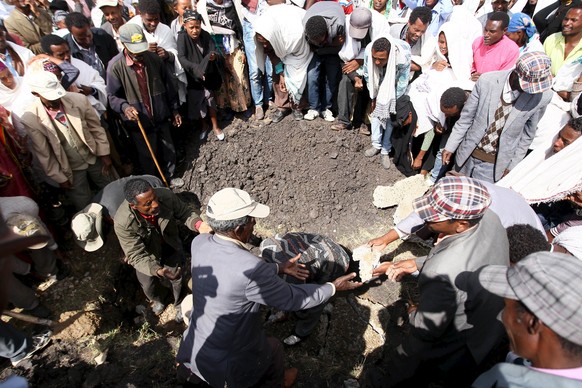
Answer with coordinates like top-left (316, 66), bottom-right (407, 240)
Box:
top-left (64, 27), bottom-right (119, 72)
top-left (409, 210), bottom-right (510, 365)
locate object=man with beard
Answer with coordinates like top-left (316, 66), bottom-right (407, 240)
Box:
top-left (389, 6), bottom-right (435, 80)
top-left (544, 5), bottom-right (582, 76)
top-left (64, 12), bottom-right (119, 79)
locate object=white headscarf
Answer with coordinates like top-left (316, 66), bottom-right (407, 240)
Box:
top-left (254, 4), bottom-right (312, 103)
top-left (0, 74), bottom-right (34, 119)
top-left (553, 226), bottom-right (582, 260)
top-left (498, 136), bottom-right (582, 204)
top-left (436, 22), bottom-right (473, 83)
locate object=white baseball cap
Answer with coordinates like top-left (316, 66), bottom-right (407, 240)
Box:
top-left (207, 188), bottom-right (270, 221)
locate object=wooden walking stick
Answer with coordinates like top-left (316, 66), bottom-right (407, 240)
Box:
top-left (3, 310), bottom-right (54, 327)
top-left (136, 117), bottom-right (169, 188)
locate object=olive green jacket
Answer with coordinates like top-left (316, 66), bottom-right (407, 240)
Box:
top-left (114, 188), bottom-right (201, 276)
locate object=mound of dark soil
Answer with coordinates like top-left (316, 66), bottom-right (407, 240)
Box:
top-left (180, 113), bottom-right (402, 240)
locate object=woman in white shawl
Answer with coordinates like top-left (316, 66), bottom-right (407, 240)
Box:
top-left (407, 22), bottom-right (473, 142)
top-left (0, 29), bottom-right (34, 77)
top-left (0, 64), bottom-right (34, 124)
top-left (498, 127), bottom-right (582, 204)
top-left (253, 4), bottom-right (312, 117)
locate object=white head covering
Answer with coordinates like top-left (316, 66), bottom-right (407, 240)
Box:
top-left (498, 136), bottom-right (582, 203)
top-left (254, 4), bottom-right (312, 103)
top-left (553, 226), bottom-right (582, 260)
top-left (0, 74), bottom-right (34, 119)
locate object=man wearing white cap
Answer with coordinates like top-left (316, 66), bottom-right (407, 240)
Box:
top-left (97, 0), bottom-right (127, 51)
top-left (176, 188), bottom-right (362, 387)
top-left (474, 252), bottom-right (582, 386)
top-left (20, 71), bottom-right (113, 211)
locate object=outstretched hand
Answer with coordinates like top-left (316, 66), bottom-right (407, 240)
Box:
top-left (367, 236), bottom-right (389, 252)
top-left (385, 259), bottom-right (418, 282)
top-left (281, 254), bottom-right (310, 281)
top-left (332, 272), bottom-right (363, 291)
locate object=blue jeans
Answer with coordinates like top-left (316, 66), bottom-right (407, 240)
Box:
top-left (371, 117), bottom-right (393, 155)
top-left (243, 18), bottom-right (272, 106)
top-left (306, 53), bottom-right (341, 111)
top-left (429, 148), bottom-right (445, 183)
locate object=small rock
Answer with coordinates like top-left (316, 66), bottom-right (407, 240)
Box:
top-left (309, 209), bottom-right (319, 219)
top-left (344, 378), bottom-right (360, 388)
top-left (94, 350), bottom-right (108, 365)
top-left (329, 151), bottom-right (338, 159)
top-left (135, 305), bottom-right (146, 315)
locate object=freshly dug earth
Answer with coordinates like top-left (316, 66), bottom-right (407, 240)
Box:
top-left (0, 112), bottom-right (431, 387)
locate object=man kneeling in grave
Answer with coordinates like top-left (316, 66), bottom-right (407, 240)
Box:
top-left (260, 232), bottom-right (351, 346)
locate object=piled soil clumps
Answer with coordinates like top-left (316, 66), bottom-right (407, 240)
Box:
top-left (181, 115), bottom-right (402, 241)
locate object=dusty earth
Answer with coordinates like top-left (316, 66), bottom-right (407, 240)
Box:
top-left (1, 109), bottom-right (434, 387)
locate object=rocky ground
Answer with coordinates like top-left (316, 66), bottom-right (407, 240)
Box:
top-left (0, 109), bottom-right (433, 387)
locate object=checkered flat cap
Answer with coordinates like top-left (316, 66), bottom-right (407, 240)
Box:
top-left (515, 52), bottom-right (552, 94)
top-left (412, 176), bottom-right (491, 223)
top-left (479, 252), bottom-right (582, 346)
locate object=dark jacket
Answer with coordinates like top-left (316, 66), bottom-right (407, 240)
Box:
top-left (177, 29), bottom-right (222, 91)
top-left (114, 187), bottom-right (201, 276)
top-left (64, 27), bottom-right (119, 71)
top-left (106, 50), bottom-right (180, 125)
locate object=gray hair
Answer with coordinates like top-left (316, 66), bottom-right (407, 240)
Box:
top-left (206, 215), bottom-right (250, 233)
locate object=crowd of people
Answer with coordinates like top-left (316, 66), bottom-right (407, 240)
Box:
top-left (1, 0), bottom-right (582, 385)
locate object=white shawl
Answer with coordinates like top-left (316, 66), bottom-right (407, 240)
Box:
top-left (498, 137), bottom-right (582, 204)
top-left (367, 35), bottom-right (405, 123)
top-left (2, 42), bottom-right (34, 75)
top-left (553, 226), bottom-right (582, 260)
top-left (0, 75), bottom-right (34, 119)
top-left (70, 57), bottom-right (107, 116)
top-left (254, 4), bottom-right (312, 103)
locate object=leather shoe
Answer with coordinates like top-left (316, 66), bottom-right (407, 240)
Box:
top-left (26, 303), bottom-right (52, 319)
top-left (381, 155), bottom-right (391, 169)
top-left (364, 147), bottom-right (380, 157)
top-left (272, 109), bottom-right (286, 123)
top-left (292, 109), bottom-right (303, 121)
top-left (330, 122), bottom-right (349, 131)
top-left (358, 124), bottom-right (371, 135)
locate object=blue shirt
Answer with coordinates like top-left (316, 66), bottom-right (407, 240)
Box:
top-left (403, 0), bottom-right (453, 36)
